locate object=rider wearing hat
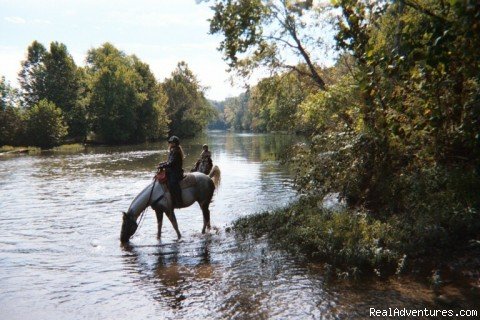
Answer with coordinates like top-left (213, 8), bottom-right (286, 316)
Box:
top-left (158, 136), bottom-right (184, 207)
top-left (192, 144), bottom-right (213, 174)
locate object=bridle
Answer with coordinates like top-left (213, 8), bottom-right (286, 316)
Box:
top-left (129, 170), bottom-right (165, 238)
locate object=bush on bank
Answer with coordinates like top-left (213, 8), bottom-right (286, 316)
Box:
top-left (234, 166), bottom-right (480, 277)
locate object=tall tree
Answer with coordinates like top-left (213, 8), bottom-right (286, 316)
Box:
top-left (209, 0), bottom-right (332, 89)
top-left (162, 62), bottom-right (215, 137)
top-left (249, 70), bottom-right (310, 132)
top-left (86, 43), bottom-right (144, 143)
top-left (43, 42), bottom-right (87, 140)
top-left (18, 41), bottom-right (47, 108)
top-left (85, 43), bottom-right (169, 143)
top-left (223, 91), bottom-right (251, 130)
top-left (25, 99), bottom-right (67, 148)
top-left (18, 41), bottom-right (87, 140)
top-left (0, 77), bottom-right (23, 146)
top-left (132, 56), bottom-right (169, 141)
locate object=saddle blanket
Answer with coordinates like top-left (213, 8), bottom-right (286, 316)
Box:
top-left (154, 172), bottom-right (197, 189)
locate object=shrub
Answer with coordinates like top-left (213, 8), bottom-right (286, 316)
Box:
top-left (25, 99), bottom-right (67, 148)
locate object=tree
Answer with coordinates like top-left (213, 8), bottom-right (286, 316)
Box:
top-left (0, 77), bottom-right (23, 146)
top-left (223, 91), bottom-right (251, 130)
top-left (18, 41), bottom-right (87, 140)
top-left (209, 0), bottom-right (333, 89)
top-left (208, 100), bottom-right (228, 130)
top-left (162, 62), bottom-right (216, 137)
top-left (85, 43), bottom-right (169, 144)
top-left (25, 99), bottom-right (67, 148)
top-left (18, 41), bottom-right (47, 108)
top-left (132, 57), bottom-right (169, 141)
top-left (86, 44), bottom-right (144, 143)
top-left (249, 70), bottom-right (311, 132)
top-left (43, 42), bottom-right (86, 140)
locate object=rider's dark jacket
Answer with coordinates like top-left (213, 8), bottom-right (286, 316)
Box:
top-left (159, 145), bottom-right (184, 206)
top-left (160, 145), bottom-right (184, 178)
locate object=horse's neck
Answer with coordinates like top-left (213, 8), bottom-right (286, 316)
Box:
top-left (128, 181), bottom-right (162, 220)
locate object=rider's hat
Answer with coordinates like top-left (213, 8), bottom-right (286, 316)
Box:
top-left (168, 136), bottom-right (180, 145)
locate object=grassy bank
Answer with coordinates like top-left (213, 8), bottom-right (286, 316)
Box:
top-left (0, 143), bottom-right (84, 155)
top-left (0, 145), bottom-right (40, 154)
top-left (234, 169), bottom-right (480, 279)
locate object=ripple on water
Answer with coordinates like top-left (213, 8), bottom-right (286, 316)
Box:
top-left (2, 134), bottom-right (478, 319)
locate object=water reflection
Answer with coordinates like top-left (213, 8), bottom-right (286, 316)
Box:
top-left (1, 131), bottom-right (478, 320)
top-left (120, 236), bottom-right (222, 318)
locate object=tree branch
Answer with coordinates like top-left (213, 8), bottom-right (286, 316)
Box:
top-left (403, 0), bottom-right (450, 22)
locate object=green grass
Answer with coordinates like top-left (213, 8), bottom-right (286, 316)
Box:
top-left (1, 143), bottom-right (85, 154)
top-left (0, 145), bottom-right (40, 154)
top-left (234, 175), bottom-right (480, 278)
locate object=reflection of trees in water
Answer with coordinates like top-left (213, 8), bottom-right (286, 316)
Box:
top-left (63, 132), bottom-right (298, 178)
top-left (121, 234), bottom-right (351, 318)
top-left (222, 133), bottom-right (297, 162)
top-left (121, 237), bottom-right (216, 311)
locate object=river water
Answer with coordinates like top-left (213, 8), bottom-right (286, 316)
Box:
top-left (0, 131), bottom-right (478, 319)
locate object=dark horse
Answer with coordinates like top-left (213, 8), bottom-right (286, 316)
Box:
top-left (120, 166), bottom-right (221, 243)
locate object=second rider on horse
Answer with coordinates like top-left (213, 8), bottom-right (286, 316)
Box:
top-left (191, 144), bottom-right (213, 175)
top-left (158, 136), bottom-right (184, 207)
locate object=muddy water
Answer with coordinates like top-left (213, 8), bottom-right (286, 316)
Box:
top-left (0, 132), bottom-right (477, 319)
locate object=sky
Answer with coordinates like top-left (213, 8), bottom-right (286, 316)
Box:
top-left (0, 0), bottom-right (245, 101)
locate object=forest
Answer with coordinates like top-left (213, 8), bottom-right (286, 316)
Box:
top-left (1, 0), bottom-right (479, 275)
top-left (0, 42), bottom-right (215, 148)
top-left (207, 0), bottom-right (480, 276)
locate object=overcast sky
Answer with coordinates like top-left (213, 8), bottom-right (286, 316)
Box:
top-left (0, 0), bottom-right (246, 101)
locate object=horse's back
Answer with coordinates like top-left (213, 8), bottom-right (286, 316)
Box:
top-left (190, 172), bottom-right (215, 198)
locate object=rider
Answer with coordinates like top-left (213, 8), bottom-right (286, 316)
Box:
top-left (158, 136), bottom-right (184, 207)
top-left (192, 144), bottom-right (213, 174)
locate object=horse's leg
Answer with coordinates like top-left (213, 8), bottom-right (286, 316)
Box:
top-left (155, 209), bottom-right (164, 239)
top-left (200, 201), bottom-right (211, 234)
top-left (166, 210), bottom-right (181, 240)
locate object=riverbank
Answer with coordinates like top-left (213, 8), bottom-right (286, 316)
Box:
top-left (0, 144), bottom-right (87, 156)
top-left (233, 196), bottom-right (480, 299)
top-left (0, 145), bottom-right (40, 155)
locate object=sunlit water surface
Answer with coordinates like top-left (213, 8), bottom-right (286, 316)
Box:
top-left (1, 132), bottom-right (477, 319)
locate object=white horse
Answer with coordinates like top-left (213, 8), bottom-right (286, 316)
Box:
top-left (120, 166), bottom-right (221, 243)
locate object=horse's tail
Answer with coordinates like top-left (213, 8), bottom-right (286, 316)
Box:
top-left (209, 165), bottom-right (221, 190)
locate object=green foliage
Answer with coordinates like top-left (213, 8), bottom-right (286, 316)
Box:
top-left (86, 44), bottom-right (143, 143)
top-left (250, 71), bottom-right (310, 132)
top-left (86, 43), bottom-right (169, 144)
top-left (209, 0), bottom-right (329, 89)
top-left (223, 0), bottom-right (480, 273)
top-left (209, 0), bottom-right (266, 67)
top-left (162, 61), bottom-right (216, 137)
top-left (0, 77), bottom-right (24, 146)
top-left (234, 197), bottom-right (398, 275)
top-left (25, 99), bottom-right (67, 148)
top-left (18, 40), bottom-right (47, 108)
top-left (18, 41), bottom-right (87, 140)
top-left (43, 42), bottom-right (86, 140)
top-left (235, 165), bottom-right (480, 275)
top-left (223, 92), bottom-right (251, 130)
top-left (207, 100), bottom-right (228, 130)
top-left (132, 57), bottom-right (170, 141)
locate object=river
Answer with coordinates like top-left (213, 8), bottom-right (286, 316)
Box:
top-left (0, 131), bottom-right (478, 319)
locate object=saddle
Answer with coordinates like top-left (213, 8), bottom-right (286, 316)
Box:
top-left (154, 171), bottom-right (197, 189)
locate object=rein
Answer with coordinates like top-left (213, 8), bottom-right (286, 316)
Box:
top-left (130, 170), bottom-right (165, 238)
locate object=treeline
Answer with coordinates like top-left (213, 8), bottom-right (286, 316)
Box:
top-left (0, 42), bottom-right (215, 148)
top-left (212, 0), bottom-right (480, 274)
top-left (209, 65), bottom-right (342, 133)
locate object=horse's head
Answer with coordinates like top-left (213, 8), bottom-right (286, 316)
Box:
top-left (120, 212), bottom-right (138, 243)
